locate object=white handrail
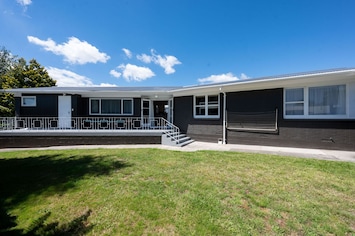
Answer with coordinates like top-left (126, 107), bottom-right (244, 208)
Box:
top-left (0, 116), bottom-right (173, 132)
top-left (161, 118), bottom-right (180, 143)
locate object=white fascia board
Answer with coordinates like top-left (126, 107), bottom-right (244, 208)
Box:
top-left (171, 69), bottom-right (355, 96)
top-left (80, 91), bottom-right (172, 99)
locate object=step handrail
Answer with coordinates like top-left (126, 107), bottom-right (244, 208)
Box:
top-left (161, 118), bottom-right (180, 143)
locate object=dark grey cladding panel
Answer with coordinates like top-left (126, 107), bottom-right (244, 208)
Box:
top-left (226, 88), bottom-right (283, 113)
top-left (19, 94), bottom-right (58, 117)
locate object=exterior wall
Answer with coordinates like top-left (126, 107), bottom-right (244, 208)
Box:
top-left (71, 95), bottom-right (83, 117)
top-left (227, 88), bottom-right (282, 113)
top-left (228, 120), bottom-right (355, 151)
top-left (174, 95), bottom-right (223, 142)
top-left (173, 88), bottom-right (355, 150)
top-left (133, 98), bottom-right (141, 117)
top-left (17, 94), bottom-right (58, 117)
top-left (225, 88), bottom-right (355, 151)
top-left (16, 95), bottom-right (142, 118)
top-left (0, 135), bottom-right (161, 148)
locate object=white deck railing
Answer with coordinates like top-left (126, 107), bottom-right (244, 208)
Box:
top-left (0, 116), bottom-right (175, 131)
top-left (0, 116), bottom-right (182, 145)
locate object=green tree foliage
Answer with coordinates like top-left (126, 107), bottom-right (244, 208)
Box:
top-left (0, 47), bottom-right (16, 85)
top-left (0, 47), bottom-right (56, 116)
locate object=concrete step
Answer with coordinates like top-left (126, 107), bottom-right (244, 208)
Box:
top-left (177, 139), bottom-right (195, 147)
top-left (161, 132), bottom-right (194, 147)
top-left (177, 136), bottom-right (190, 144)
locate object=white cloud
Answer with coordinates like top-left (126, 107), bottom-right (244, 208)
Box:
top-left (99, 83), bottom-right (117, 87)
top-left (240, 73), bottom-right (250, 80)
top-left (109, 69), bottom-right (121, 78)
top-left (47, 67), bottom-right (94, 86)
top-left (47, 67), bottom-right (117, 87)
top-left (27, 36), bottom-right (110, 65)
top-left (136, 53), bottom-right (152, 63)
top-left (137, 49), bottom-right (181, 74)
top-left (117, 63), bottom-right (155, 82)
top-left (198, 72), bottom-right (249, 84)
top-left (17, 0), bottom-right (32, 6)
top-left (17, 0), bottom-right (32, 13)
top-left (154, 53), bottom-right (181, 74)
top-left (122, 48), bottom-right (132, 58)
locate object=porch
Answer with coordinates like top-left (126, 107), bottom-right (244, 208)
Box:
top-left (0, 117), bottom-right (193, 148)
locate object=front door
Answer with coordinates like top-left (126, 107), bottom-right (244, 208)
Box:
top-left (58, 96), bottom-right (72, 128)
top-left (153, 101), bottom-right (168, 120)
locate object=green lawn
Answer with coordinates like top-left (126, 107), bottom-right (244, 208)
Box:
top-left (0, 148), bottom-right (354, 235)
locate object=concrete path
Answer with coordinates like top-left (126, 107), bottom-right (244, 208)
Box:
top-left (1, 141), bottom-right (354, 163)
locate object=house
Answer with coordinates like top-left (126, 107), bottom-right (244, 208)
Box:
top-left (1, 68), bottom-right (355, 150)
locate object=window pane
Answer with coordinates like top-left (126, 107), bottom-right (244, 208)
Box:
top-left (22, 97), bottom-right (36, 106)
top-left (286, 88), bottom-right (304, 102)
top-left (309, 85), bottom-right (346, 115)
top-left (143, 100), bottom-right (149, 108)
top-left (208, 107), bottom-right (218, 116)
top-left (123, 100), bottom-right (133, 114)
top-left (101, 99), bottom-right (121, 114)
top-left (91, 99), bottom-right (99, 113)
top-left (195, 107), bottom-right (205, 116)
top-left (286, 103), bottom-right (304, 115)
top-left (208, 95), bottom-right (218, 105)
top-left (196, 96), bottom-right (205, 106)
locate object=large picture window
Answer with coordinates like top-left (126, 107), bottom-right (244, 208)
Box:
top-left (284, 84), bottom-right (347, 118)
top-left (194, 95), bottom-right (220, 118)
top-left (309, 85), bottom-right (346, 115)
top-left (90, 98), bottom-right (133, 115)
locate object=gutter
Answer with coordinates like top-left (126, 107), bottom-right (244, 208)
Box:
top-left (220, 87), bottom-right (227, 145)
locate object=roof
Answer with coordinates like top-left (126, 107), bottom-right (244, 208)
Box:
top-left (171, 67), bottom-right (355, 95)
top-left (2, 68), bottom-right (355, 96)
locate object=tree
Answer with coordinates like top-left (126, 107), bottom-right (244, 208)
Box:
top-left (0, 47), bottom-right (17, 88)
top-left (0, 47), bottom-right (56, 116)
top-left (0, 47), bottom-right (17, 116)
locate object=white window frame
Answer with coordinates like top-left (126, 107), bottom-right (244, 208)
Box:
top-left (284, 88), bottom-right (305, 116)
top-left (21, 96), bottom-right (36, 107)
top-left (284, 84), bottom-right (349, 119)
top-left (89, 98), bottom-right (134, 115)
top-left (193, 94), bottom-right (220, 119)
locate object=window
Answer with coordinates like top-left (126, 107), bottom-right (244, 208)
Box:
top-left (309, 85), bottom-right (346, 115)
top-left (285, 88), bottom-right (304, 115)
top-left (194, 95), bottom-right (220, 118)
top-left (102, 99), bottom-right (121, 114)
top-left (90, 99), bottom-right (99, 114)
top-left (284, 84), bottom-right (347, 118)
top-left (89, 98), bottom-right (133, 115)
top-left (21, 96), bottom-right (36, 107)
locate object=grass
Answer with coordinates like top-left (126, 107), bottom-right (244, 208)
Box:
top-left (0, 148), bottom-right (354, 235)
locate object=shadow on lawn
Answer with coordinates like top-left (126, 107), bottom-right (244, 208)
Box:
top-left (0, 153), bottom-right (131, 235)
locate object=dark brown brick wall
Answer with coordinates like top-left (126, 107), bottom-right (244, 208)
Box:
top-left (227, 125), bottom-right (355, 151)
top-left (0, 136), bottom-right (161, 148)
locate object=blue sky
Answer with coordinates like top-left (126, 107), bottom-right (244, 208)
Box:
top-left (1, 0), bottom-right (354, 87)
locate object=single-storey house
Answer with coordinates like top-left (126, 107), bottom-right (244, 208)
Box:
top-left (1, 68), bottom-right (355, 150)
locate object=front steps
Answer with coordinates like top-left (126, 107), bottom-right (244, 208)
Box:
top-left (162, 132), bottom-right (194, 147)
